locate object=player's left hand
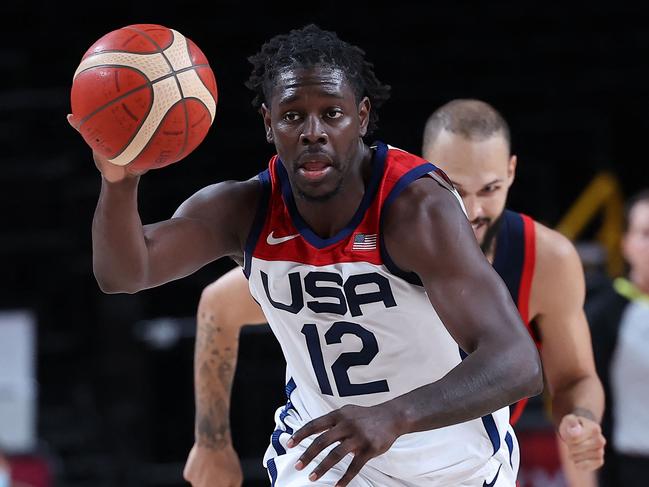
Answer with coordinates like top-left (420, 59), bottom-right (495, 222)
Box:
top-left (558, 413), bottom-right (606, 471)
top-left (287, 403), bottom-right (401, 486)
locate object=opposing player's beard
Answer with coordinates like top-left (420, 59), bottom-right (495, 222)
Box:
top-left (479, 213), bottom-right (504, 255)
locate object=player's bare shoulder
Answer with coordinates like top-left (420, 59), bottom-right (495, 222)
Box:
top-left (533, 221), bottom-right (583, 272)
top-left (530, 220), bottom-right (586, 315)
top-left (383, 174), bottom-right (469, 273)
top-left (385, 174), bottom-right (463, 231)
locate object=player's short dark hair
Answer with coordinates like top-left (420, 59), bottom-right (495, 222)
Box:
top-left (624, 188), bottom-right (649, 231)
top-left (246, 24), bottom-right (391, 136)
top-left (422, 99), bottom-right (511, 154)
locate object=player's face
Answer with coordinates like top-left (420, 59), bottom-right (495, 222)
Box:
top-left (424, 130), bottom-right (516, 247)
top-left (623, 201), bottom-right (649, 280)
top-left (261, 66), bottom-right (369, 201)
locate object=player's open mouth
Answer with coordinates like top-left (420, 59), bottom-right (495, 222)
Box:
top-left (298, 160), bottom-right (333, 181)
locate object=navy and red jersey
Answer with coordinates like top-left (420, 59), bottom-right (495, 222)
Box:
top-left (492, 209), bottom-right (538, 425)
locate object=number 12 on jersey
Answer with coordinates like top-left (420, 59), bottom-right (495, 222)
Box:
top-left (301, 321), bottom-right (389, 397)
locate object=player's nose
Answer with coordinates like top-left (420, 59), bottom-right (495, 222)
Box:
top-left (300, 115), bottom-right (328, 145)
top-left (463, 195), bottom-right (483, 221)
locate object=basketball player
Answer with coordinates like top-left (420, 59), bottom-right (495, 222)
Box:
top-left (184, 100), bottom-right (606, 487)
top-left (77, 25), bottom-right (544, 486)
top-left (423, 100), bottom-right (606, 482)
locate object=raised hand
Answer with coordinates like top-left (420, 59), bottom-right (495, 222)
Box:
top-left (183, 443), bottom-right (243, 487)
top-left (559, 413), bottom-right (606, 471)
top-left (67, 114), bottom-right (147, 182)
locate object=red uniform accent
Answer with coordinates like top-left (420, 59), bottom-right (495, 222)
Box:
top-left (510, 213), bottom-right (537, 426)
top-left (252, 149), bottom-right (432, 266)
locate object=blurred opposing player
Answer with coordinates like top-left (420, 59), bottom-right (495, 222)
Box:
top-left (423, 99), bottom-right (605, 483)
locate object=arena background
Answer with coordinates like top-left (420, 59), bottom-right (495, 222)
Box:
top-left (1, 1), bottom-right (648, 486)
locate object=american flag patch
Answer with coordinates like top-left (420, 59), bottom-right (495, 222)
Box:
top-left (352, 233), bottom-right (377, 251)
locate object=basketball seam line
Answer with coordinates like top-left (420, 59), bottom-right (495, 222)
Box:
top-left (177, 38), bottom-right (193, 161)
top-left (77, 65), bottom-right (152, 128)
top-left (76, 64), bottom-right (210, 128)
top-left (75, 63), bottom-right (211, 83)
top-left (127, 26), bottom-right (189, 164)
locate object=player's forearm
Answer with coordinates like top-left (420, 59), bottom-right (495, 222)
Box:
top-left (551, 374), bottom-right (604, 426)
top-left (92, 176), bottom-right (150, 293)
top-left (194, 311), bottom-right (239, 450)
top-left (390, 337), bottom-right (543, 435)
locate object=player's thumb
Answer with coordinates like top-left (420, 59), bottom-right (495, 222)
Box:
top-left (560, 414), bottom-right (583, 441)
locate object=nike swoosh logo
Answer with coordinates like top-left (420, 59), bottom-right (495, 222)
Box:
top-left (483, 464), bottom-right (502, 487)
top-left (266, 231), bottom-right (300, 245)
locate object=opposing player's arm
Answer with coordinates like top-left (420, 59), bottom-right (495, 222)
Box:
top-left (532, 225), bottom-right (605, 471)
top-left (534, 225), bottom-right (604, 424)
top-left (192, 267), bottom-right (266, 448)
top-left (92, 171), bottom-right (259, 294)
top-left (383, 177), bottom-right (543, 430)
top-left (184, 267), bottom-right (266, 487)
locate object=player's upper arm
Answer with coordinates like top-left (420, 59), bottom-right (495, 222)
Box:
top-left (383, 176), bottom-right (536, 356)
top-left (139, 178), bottom-right (261, 288)
top-left (532, 225), bottom-right (598, 391)
top-left (200, 266), bottom-right (267, 331)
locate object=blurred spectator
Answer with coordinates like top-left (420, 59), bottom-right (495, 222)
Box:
top-left (0, 448), bottom-right (33, 487)
top-left (0, 451), bottom-right (9, 487)
top-left (588, 189), bottom-right (649, 487)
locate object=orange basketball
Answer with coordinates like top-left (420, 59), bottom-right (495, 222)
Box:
top-left (70, 24), bottom-right (218, 171)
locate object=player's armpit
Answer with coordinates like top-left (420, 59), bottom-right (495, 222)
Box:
top-left (202, 267), bottom-right (267, 328)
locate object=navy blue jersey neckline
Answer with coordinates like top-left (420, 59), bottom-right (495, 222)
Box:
top-left (276, 141), bottom-right (387, 249)
top-left (492, 209), bottom-right (525, 305)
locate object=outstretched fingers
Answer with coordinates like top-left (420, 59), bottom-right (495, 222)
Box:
top-left (288, 414), bottom-right (336, 449)
top-left (307, 443), bottom-right (353, 481)
top-left (294, 428), bottom-right (343, 472)
top-left (334, 454), bottom-right (368, 487)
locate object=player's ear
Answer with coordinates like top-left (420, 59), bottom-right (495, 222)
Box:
top-left (260, 103), bottom-right (273, 143)
top-left (358, 96), bottom-right (371, 137)
top-left (507, 154), bottom-right (517, 187)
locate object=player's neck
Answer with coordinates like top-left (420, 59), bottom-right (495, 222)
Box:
top-left (293, 143), bottom-right (373, 239)
top-left (484, 238), bottom-right (497, 264)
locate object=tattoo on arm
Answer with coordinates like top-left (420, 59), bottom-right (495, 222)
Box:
top-left (197, 397), bottom-right (229, 449)
top-left (572, 407), bottom-right (597, 423)
top-left (194, 312), bottom-right (239, 450)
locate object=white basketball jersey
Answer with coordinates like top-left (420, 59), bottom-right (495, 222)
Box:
top-left (244, 142), bottom-right (516, 484)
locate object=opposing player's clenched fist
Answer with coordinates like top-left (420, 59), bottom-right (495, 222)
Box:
top-left (67, 114), bottom-right (147, 183)
top-left (559, 414), bottom-right (606, 471)
top-left (183, 443), bottom-right (243, 487)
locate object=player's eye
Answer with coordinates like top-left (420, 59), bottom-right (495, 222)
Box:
top-left (483, 185), bottom-right (500, 194)
top-left (283, 112), bottom-right (301, 122)
top-left (326, 109), bottom-right (343, 119)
